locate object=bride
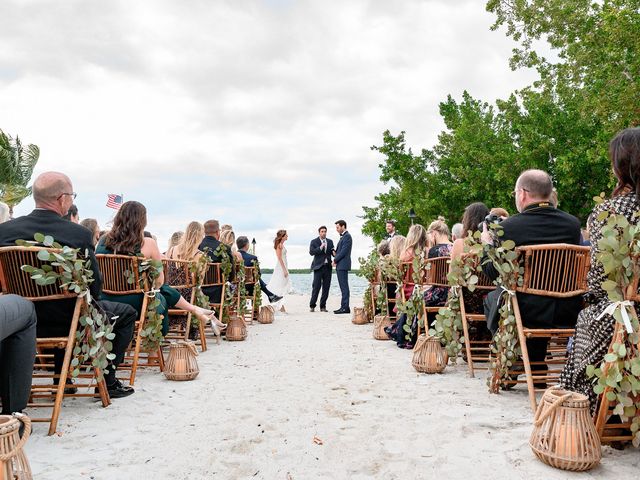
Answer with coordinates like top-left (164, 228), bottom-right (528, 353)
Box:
top-left (266, 229), bottom-right (291, 311)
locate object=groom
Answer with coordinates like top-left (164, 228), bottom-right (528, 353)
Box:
top-left (309, 226), bottom-right (334, 312)
top-left (332, 219), bottom-right (352, 314)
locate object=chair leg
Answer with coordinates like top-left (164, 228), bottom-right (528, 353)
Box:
top-left (512, 297), bottom-right (537, 412)
top-left (459, 296), bottom-right (475, 378)
top-left (95, 368), bottom-right (111, 407)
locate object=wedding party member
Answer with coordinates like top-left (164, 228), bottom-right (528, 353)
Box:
top-left (199, 219), bottom-right (232, 305)
top-left (481, 169), bottom-right (581, 377)
top-left (96, 201), bottom-right (214, 336)
top-left (333, 220), bottom-right (352, 314)
top-left (0, 295), bottom-right (37, 413)
top-left (236, 235), bottom-right (282, 304)
top-left (561, 128), bottom-right (640, 411)
top-left (385, 220), bottom-right (397, 239)
top-left (0, 172), bottom-right (137, 398)
top-left (267, 230), bottom-right (291, 311)
top-left (309, 226), bottom-right (334, 312)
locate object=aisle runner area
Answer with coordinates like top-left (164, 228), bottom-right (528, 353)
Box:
top-left (28, 295), bottom-right (637, 479)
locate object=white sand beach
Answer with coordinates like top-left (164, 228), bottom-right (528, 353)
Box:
top-left (27, 294), bottom-right (639, 479)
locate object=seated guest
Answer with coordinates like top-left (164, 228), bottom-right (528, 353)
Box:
top-left (236, 235), bottom-right (282, 304)
top-left (482, 169), bottom-right (582, 376)
top-left (450, 202), bottom-right (490, 261)
top-left (451, 222), bottom-right (463, 241)
top-left (0, 295), bottom-right (37, 413)
top-left (0, 172), bottom-right (136, 397)
top-left (561, 128), bottom-right (640, 411)
top-left (80, 218), bottom-right (100, 246)
top-left (0, 202), bottom-right (10, 223)
top-left (96, 201), bottom-right (214, 335)
top-left (220, 229), bottom-right (243, 262)
top-left (386, 224), bottom-right (428, 348)
top-left (199, 219), bottom-right (234, 305)
top-left (377, 240), bottom-right (390, 257)
top-left (423, 217), bottom-right (453, 314)
top-left (63, 204), bottom-right (79, 223)
top-left (165, 230), bottom-right (184, 255)
top-left (165, 221), bottom-right (225, 332)
top-left (385, 235), bottom-right (406, 314)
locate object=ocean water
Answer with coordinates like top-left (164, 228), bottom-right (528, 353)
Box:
top-left (261, 272), bottom-right (368, 297)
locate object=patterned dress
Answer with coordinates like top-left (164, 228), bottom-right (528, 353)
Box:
top-left (560, 192), bottom-right (640, 412)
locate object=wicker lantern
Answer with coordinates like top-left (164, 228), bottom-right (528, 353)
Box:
top-left (530, 388), bottom-right (601, 472)
top-left (352, 307), bottom-right (368, 325)
top-left (412, 335), bottom-right (448, 373)
top-left (164, 341), bottom-right (199, 381)
top-left (372, 314), bottom-right (392, 340)
top-left (226, 314), bottom-right (247, 341)
top-left (0, 414), bottom-right (32, 480)
top-left (257, 305), bottom-right (274, 324)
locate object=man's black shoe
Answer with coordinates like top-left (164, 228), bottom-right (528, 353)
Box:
top-left (54, 377), bottom-right (77, 395)
top-left (310, 307), bottom-right (315, 312)
top-left (320, 307), bottom-right (327, 312)
top-left (334, 308), bottom-right (350, 314)
top-left (270, 295), bottom-right (283, 303)
top-left (106, 379), bottom-right (135, 399)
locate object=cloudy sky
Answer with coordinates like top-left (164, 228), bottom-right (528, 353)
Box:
top-left (0, 0), bottom-right (536, 268)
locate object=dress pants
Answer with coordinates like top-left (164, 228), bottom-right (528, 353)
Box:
top-left (0, 295), bottom-right (37, 413)
top-left (310, 264), bottom-right (332, 309)
top-left (38, 299), bottom-right (136, 385)
top-left (336, 269), bottom-right (350, 310)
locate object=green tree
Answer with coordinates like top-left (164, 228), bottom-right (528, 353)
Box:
top-left (0, 130), bottom-right (40, 217)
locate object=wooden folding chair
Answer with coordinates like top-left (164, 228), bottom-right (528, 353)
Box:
top-left (381, 275), bottom-right (399, 323)
top-left (241, 266), bottom-right (258, 324)
top-left (418, 256), bottom-right (450, 335)
top-left (162, 258), bottom-right (207, 351)
top-left (96, 254), bottom-right (163, 385)
top-left (508, 244), bottom-right (590, 411)
top-left (458, 260), bottom-right (496, 377)
top-left (201, 262), bottom-right (225, 342)
top-left (0, 246), bottom-right (110, 435)
top-left (398, 260), bottom-right (426, 331)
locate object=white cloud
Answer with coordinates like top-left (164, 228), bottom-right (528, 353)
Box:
top-left (0, 0), bottom-right (537, 268)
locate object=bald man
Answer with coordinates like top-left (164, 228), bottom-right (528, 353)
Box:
top-left (481, 169), bottom-right (581, 385)
top-left (0, 172), bottom-right (137, 398)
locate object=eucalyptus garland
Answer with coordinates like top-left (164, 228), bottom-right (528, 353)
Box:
top-left (235, 258), bottom-right (248, 317)
top-left (252, 258), bottom-right (262, 312)
top-left (358, 249), bottom-right (380, 319)
top-left (18, 234), bottom-right (115, 379)
top-left (377, 254), bottom-right (402, 316)
top-left (136, 257), bottom-right (165, 351)
top-left (586, 194), bottom-right (640, 446)
top-left (396, 254), bottom-right (425, 341)
top-left (189, 253), bottom-right (211, 328)
top-left (482, 225), bottom-right (524, 393)
top-left (214, 244), bottom-right (234, 322)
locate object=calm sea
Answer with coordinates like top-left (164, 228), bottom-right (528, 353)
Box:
top-left (261, 272), bottom-right (368, 297)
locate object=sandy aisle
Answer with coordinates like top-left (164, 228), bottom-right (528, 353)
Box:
top-left (27, 294), bottom-right (639, 479)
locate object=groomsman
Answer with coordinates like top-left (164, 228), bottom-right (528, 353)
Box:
top-left (309, 226), bottom-right (334, 312)
top-left (332, 219), bottom-right (352, 314)
top-left (385, 220), bottom-right (397, 239)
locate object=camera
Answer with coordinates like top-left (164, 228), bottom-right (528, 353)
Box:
top-left (478, 213), bottom-right (503, 231)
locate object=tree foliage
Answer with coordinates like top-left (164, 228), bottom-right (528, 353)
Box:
top-left (0, 130), bottom-right (40, 216)
top-left (362, 1), bottom-right (637, 242)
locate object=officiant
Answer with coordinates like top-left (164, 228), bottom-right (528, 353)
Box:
top-left (309, 226), bottom-right (334, 312)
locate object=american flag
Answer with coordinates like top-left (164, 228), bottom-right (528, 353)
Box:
top-left (106, 194), bottom-right (123, 210)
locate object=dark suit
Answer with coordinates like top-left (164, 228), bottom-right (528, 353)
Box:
top-left (334, 231), bottom-right (353, 310)
top-left (0, 295), bottom-right (37, 413)
top-left (0, 209), bottom-right (136, 383)
top-left (239, 250), bottom-right (276, 300)
top-left (309, 236), bottom-right (334, 309)
top-left (199, 236), bottom-right (232, 304)
top-left (482, 202), bottom-right (582, 364)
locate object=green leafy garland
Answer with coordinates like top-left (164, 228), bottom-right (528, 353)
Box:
top-left (482, 225), bottom-right (524, 393)
top-left (235, 258), bottom-right (248, 317)
top-left (213, 244), bottom-right (234, 323)
top-left (396, 254), bottom-right (425, 341)
top-left (190, 253), bottom-right (211, 329)
top-left (586, 194), bottom-right (640, 446)
top-left (377, 255), bottom-right (402, 316)
top-left (19, 234), bottom-right (115, 379)
top-left (136, 258), bottom-right (165, 351)
top-left (430, 234), bottom-right (485, 359)
top-left (252, 258), bottom-right (262, 312)
top-left (358, 249), bottom-right (380, 319)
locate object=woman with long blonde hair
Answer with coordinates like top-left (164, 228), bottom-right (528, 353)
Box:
top-left (220, 228), bottom-right (242, 262)
top-left (266, 229), bottom-right (290, 312)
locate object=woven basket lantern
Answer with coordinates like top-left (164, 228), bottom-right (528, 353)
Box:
top-left (372, 314), bottom-right (392, 340)
top-left (226, 314), bottom-right (247, 341)
top-left (352, 307), bottom-right (368, 325)
top-left (530, 388), bottom-right (601, 472)
top-left (164, 341), bottom-right (200, 381)
top-left (412, 335), bottom-right (448, 373)
top-left (0, 414), bottom-right (32, 480)
top-left (257, 305), bottom-right (275, 324)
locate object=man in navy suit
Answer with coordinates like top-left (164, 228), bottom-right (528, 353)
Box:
top-left (309, 226), bottom-right (334, 312)
top-left (236, 236), bottom-right (282, 304)
top-left (332, 219), bottom-right (352, 314)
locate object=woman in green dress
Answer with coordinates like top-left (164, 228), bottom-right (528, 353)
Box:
top-left (96, 201), bottom-right (214, 335)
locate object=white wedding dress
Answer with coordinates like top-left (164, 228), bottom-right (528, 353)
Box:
top-left (267, 246), bottom-right (292, 308)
